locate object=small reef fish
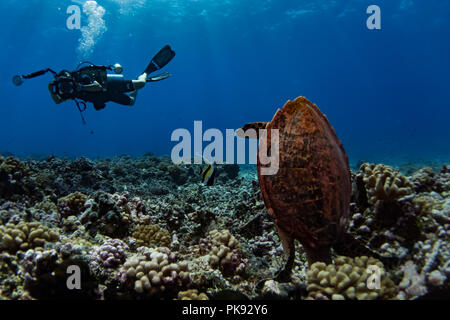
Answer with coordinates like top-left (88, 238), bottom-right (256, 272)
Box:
top-left (201, 163), bottom-right (216, 186)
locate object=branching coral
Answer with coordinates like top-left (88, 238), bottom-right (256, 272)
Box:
top-left (406, 238), bottom-right (450, 295)
top-left (306, 256), bottom-right (396, 300)
top-left (200, 229), bottom-right (247, 276)
top-left (34, 197), bottom-right (58, 213)
top-left (177, 289), bottom-right (209, 300)
top-left (0, 221), bottom-right (59, 252)
top-left (0, 251), bottom-right (30, 299)
top-left (350, 163), bottom-right (422, 256)
top-left (359, 163), bottom-right (413, 204)
top-left (0, 153), bottom-right (447, 300)
top-left (22, 249), bottom-right (60, 279)
top-left (132, 224), bottom-right (171, 247)
top-left (57, 192), bottom-right (88, 217)
top-left (120, 247), bottom-right (191, 297)
top-left (0, 155), bottom-right (32, 176)
top-left (412, 195), bottom-right (435, 216)
top-left (79, 191), bottom-right (130, 237)
top-left (0, 155), bottom-right (36, 200)
top-left (89, 239), bottom-right (129, 269)
top-left (410, 167), bottom-right (436, 192)
top-left (397, 261), bottom-right (427, 299)
top-left (111, 193), bottom-right (147, 220)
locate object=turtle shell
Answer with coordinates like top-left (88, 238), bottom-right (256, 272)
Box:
top-left (257, 97), bottom-right (351, 251)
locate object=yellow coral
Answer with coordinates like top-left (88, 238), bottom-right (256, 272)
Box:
top-left (132, 224), bottom-right (171, 247)
top-left (0, 221), bottom-right (59, 252)
top-left (34, 197), bottom-right (58, 212)
top-left (360, 163), bottom-right (413, 204)
top-left (306, 256), bottom-right (397, 300)
top-left (57, 191), bottom-right (88, 217)
top-left (0, 156), bottom-right (33, 199)
top-left (177, 289), bottom-right (209, 300)
top-left (0, 156), bottom-right (32, 177)
top-left (412, 195), bottom-right (434, 216)
top-left (208, 229), bottom-right (240, 268)
top-left (121, 247), bottom-right (190, 296)
top-left (205, 229), bottom-right (245, 275)
top-left (209, 229), bottom-right (239, 249)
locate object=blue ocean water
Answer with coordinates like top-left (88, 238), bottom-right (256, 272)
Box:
top-left (0, 0), bottom-right (449, 166)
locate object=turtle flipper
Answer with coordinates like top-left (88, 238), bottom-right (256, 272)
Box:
top-left (236, 122), bottom-right (269, 139)
top-left (274, 227), bottom-right (295, 282)
top-left (274, 257), bottom-right (294, 282)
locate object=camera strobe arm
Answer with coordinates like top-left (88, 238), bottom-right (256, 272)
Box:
top-left (22, 68), bottom-right (57, 79)
top-left (13, 68), bottom-right (57, 86)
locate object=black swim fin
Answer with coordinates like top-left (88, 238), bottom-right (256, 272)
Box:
top-left (146, 72), bottom-right (171, 82)
top-left (144, 45), bottom-right (176, 75)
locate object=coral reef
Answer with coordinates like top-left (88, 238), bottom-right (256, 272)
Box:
top-left (132, 224), bottom-right (171, 247)
top-left (200, 229), bottom-right (248, 276)
top-left (397, 260), bottom-right (428, 299)
top-left (176, 289), bottom-right (209, 300)
top-left (89, 238), bottom-right (129, 269)
top-left (79, 191), bottom-right (130, 237)
top-left (0, 155), bottom-right (38, 201)
top-left (120, 246), bottom-right (191, 298)
top-left (350, 163), bottom-right (424, 258)
top-left (0, 155), bottom-right (448, 300)
top-left (359, 163), bottom-right (414, 204)
top-left (306, 256), bottom-right (397, 300)
top-left (58, 192), bottom-right (88, 217)
top-left (0, 221), bottom-right (59, 253)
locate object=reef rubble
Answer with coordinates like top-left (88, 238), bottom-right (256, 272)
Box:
top-left (0, 154), bottom-right (448, 300)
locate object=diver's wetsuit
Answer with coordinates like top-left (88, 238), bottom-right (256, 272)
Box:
top-left (48, 69), bottom-right (149, 110)
top-left (79, 74), bottom-right (145, 110)
top-left (45, 45), bottom-right (175, 110)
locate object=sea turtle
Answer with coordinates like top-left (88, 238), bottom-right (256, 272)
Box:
top-left (238, 96), bottom-right (353, 280)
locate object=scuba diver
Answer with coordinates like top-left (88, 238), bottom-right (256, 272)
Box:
top-left (12, 45), bottom-right (175, 124)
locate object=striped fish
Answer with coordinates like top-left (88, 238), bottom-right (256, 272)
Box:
top-left (201, 163), bottom-right (216, 186)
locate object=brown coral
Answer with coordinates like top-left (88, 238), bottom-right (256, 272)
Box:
top-left (0, 221), bottom-right (59, 252)
top-left (177, 289), bottom-right (209, 300)
top-left (410, 167), bottom-right (436, 192)
top-left (57, 192), bottom-right (88, 217)
top-left (0, 155), bottom-right (35, 199)
top-left (120, 247), bottom-right (190, 297)
top-left (0, 156), bottom-right (32, 178)
top-left (201, 229), bottom-right (247, 276)
top-left (132, 224), bottom-right (171, 247)
top-left (412, 195), bottom-right (434, 216)
top-left (306, 256), bottom-right (397, 300)
top-left (360, 163), bottom-right (413, 204)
